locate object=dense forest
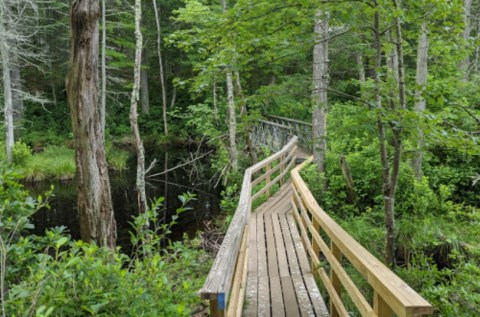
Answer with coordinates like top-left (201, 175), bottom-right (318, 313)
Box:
top-left (0, 0), bottom-right (479, 316)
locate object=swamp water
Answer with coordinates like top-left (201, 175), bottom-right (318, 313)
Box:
top-left (27, 145), bottom-right (222, 249)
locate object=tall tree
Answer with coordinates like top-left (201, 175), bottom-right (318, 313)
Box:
top-left (461, 0), bottom-right (473, 80)
top-left (0, 5), bottom-right (14, 162)
top-left (100, 0), bottom-right (106, 138)
top-left (412, 22), bottom-right (429, 179)
top-left (223, 2), bottom-right (238, 171)
top-left (152, 0), bottom-right (168, 135)
top-left (67, 0), bottom-right (116, 248)
top-left (130, 0), bottom-right (147, 213)
top-left (312, 10), bottom-right (329, 174)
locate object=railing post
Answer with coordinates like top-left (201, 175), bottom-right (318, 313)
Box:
top-left (311, 217), bottom-right (320, 269)
top-left (374, 292), bottom-right (394, 317)
top-left (266, 164), bottom-right (271, 198)
top-left (280, 154), bottom-right (285, 186)
top-left (330, 242), bottom-right (342, 317)
top-left (209, 299), bottom-right (225, 317)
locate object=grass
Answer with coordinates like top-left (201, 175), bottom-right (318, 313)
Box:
top-left (22, 146), bottom-right (76, 182)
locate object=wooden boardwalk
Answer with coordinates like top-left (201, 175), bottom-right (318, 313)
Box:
top-left (201, 133), bottom-right (432, 317)
top-left (245, 182), bottom-right (329, 317)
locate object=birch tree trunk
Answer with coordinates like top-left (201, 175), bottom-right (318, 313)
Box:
top-left (312, 10), bottom-right (329, 174)
top-left (10, 60), bottom-right (24, 123)
top-left (226, 71), bottom-right (238, 171)
top-left (131, 0), bottom-right (147, 213)
top-left (0, 20), bottom-right (13, 162)
top-left (0, 1), bottom-right (13, 162)
top-left (412, 22), bottom-right (428, 179)
top-left (223, 1), bottom-right (238, 171)
top-left (152, 0), bottom-right (168, 135)
top-left (67, 0), bottom-right (116, 248)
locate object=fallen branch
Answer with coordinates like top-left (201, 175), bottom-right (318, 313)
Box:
top-left (146, 150), bottom-right (214, 178)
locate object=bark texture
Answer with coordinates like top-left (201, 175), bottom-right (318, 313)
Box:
top-left (141, 49), bottom-right (150, 114)
top-left (312, 10), bottom-right (329, 174)
top-left (461, 0), bottom-right (473, 80)
top-left (131, 0), bottom-right (147, 214)
top-left (152, 0), bottom-right (168, 135)
top-left (412, 22), bottom-right (428, 179)
top-left (67, 0), bottom-right (116, 248)
top-left (226, 71), bottom-right (238, 171)
top-left (0, 18), bottom-right (14, 162)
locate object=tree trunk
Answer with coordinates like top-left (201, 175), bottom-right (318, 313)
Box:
top-left (355, 52), bottom-right (366, 83)
top-left (131, 0), bottom-right (147, 214)
top-left (10, 60), bottom-right (23, 124)
top-left (312, 10), bottom-right (329, 174)
top-left (141, 50), bottom-right (150, 114)
top-left (226, 71), bottom-right (238, 171)
top-left (412, 22), bottom-right (428, 179)
top-left (100, 0), bottom-right (106, 137)
top-left (461, 0), bottom-right (473, 81)
top-left (67, 0), bottom-right (116, 248)
top-left (152, 0), bottom-right (168, 136)
top-left (0, 24), bottom-right (13, 162)
top-left (373, 8), bottom-right (395, 267)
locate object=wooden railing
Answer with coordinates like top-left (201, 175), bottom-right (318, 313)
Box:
top-left (267, 115), bottom-right (313, 150)
top-left (200, 137), bottom-right (298, 316)
top-left (290, 157), bottom-right (433, 317)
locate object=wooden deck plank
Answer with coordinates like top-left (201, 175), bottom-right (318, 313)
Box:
top-left (281, 276), bottom-right (301, 317)
top-left (272, 213), bottom-right (290, 277)
top-left (245, 276), bottom-right (258, 316)
top-left (248, 215), bottom-right (258, 275)
top-left (244, 180), bottom-right (328, 317)
top-left (265, 214), bottom-right (279, 277)
top-left (279, 213), bottom-right (315, 317)
top-left (258, 276), bottom-right (271, 316)
top-left (271, 276), bottom-right (286, 317)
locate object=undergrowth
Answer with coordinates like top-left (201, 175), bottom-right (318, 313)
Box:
top-left (0, 166), bottom-right (211, 316)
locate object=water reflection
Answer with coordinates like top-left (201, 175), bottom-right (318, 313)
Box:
top-left (27, 145), bottom-right (222, 249)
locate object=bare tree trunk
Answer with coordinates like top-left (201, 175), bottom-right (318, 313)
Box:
top-left (10, 60), bottom-right (23, 123)
top-left (312, 10), bottom-right (329, 174)
top-left (222, 1), bottom-right (238, 171)
top-left (226, 71), bottom-right (238, 171)
top-left (0, 1), bottom-right (13, 162)
top-left (131, 0), bottom-right (147, 213)
top-left (100, 0), bottom-right (106, 137)
top-left (213, 77), bottom-right (218, 118)
top-left (152, 0), bottom-right (168, 136)
top-left (67, 0), bottom-right (116, 248)
top-left (355, 52), bottom-right (366, 83)
top-left (461, 0), bottom-right (473, 81)
top-left (0, 31), bottom-right (13, 162)
top-left (235, 71), bottom-right (247, 116)
top-left (141, 50), bottom-right (150, 114)
top-left (412, 22), bottom-right (428, 179)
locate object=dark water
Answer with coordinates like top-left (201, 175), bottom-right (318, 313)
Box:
top-left (27, 145), bottom-right (222, 249)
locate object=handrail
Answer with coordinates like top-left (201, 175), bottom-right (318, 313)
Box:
top-left (291, 157), bottom-right (433, 317)
top-left (200, 136), bottom-right (298, 316)
top-left (267, 114), bottom-right (313, 127)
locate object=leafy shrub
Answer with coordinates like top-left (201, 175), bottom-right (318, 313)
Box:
top-left (11, 141), bottom-right (32, 166)
top-left (1, 171), bottom-right (209, 316)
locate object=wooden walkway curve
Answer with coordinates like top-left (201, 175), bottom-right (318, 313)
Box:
top-left (245, 181), bottom-right (329, 317)
top-left (200, 125), bottom-right (433, 317)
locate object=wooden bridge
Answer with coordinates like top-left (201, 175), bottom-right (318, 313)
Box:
top-left (200, 117), bottom-right (433, 317)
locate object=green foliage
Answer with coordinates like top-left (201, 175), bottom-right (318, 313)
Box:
top-left (22, 146), bottom-right (76, 182)
top-left (11, 141), bottom-right (32, 166)
top-left (106, 142), bottom-right (130, 172)
top-left (1, 168), bottom-right (210, 316)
